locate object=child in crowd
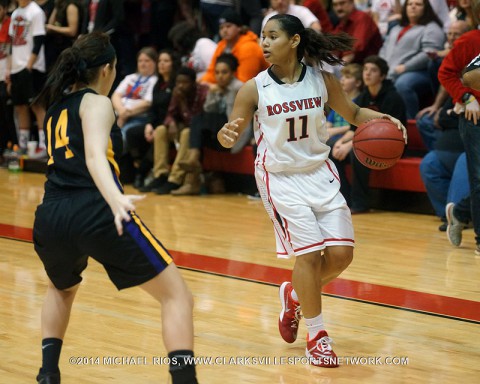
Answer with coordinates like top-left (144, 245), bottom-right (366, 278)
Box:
top-left (176, 53), bottom-right (244, 195)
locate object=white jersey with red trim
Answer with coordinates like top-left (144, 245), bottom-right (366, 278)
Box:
top-left (253, 64), bottom-right (330, 173)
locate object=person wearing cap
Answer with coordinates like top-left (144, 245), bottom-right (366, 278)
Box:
top-left (201, 8), bottom-right (268, 84)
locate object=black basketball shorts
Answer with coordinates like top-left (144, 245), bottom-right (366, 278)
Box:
top-left (33, 189), bottom-right (172, 290)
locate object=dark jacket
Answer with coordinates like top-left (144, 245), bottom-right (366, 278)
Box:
top-left (354, 79), bottom-right (407, 126)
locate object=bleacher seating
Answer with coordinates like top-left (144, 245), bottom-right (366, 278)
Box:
top-left (203, 119), bottom-right (427, 193)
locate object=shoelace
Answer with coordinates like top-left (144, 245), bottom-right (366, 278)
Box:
top-left (291, 304), bottom-right (302, 328)
top-left (315, 336), bottom-right (334, 354)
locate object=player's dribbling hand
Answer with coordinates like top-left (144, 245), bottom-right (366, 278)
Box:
top-left (218, 118), bottom-right (244, 148)
top-left (113, 194), bottom-right (146, 236)
top-left (381, 114), bottom-right (408, 144)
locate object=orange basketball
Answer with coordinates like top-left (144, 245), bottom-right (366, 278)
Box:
top-left (353, 118), bottom-right (405, 170)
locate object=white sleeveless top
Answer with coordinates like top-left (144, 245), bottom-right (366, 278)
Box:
top-left (253, 64), bottom-right (330, 173)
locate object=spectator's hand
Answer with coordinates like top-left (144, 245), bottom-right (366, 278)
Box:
top-left (464, 98), bottom-right (480, 125)
top-left (218, 118), bottom-right (244, 148)
top-left (144, 123), bottom-right (154, 142)
top-left (416, 105), bottom-right (437, 119)
top-left (117, 116), bottom-right (126, 128)
top-left (394, 64), bottom-right (406, 75)
top-left (425, 49), bottom-right (438, 60)
top-left (173, 85), bottom-right (187, 100)
top-left (209, 84), bottom-right (222, 93)
top-left (332, 140), bottom-right (352, 161)
top-left (453, 102), bottom-right (465, 114)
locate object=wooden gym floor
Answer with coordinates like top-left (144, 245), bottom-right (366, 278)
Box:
top-left (0, 169), bottom-right (479, 383)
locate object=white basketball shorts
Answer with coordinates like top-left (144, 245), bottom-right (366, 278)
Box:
top-left (255, 159), bottom-right (355, 258)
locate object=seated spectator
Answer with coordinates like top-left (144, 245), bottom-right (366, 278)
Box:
top-left (147, 67), bottom-right (209, 195)
top-left (419, 98), bottom-right (469, 229)
top-left (201, 8), bottom-right (268, 84)
top-left (262, 0), bottom-right (323, 32)
top-left (126, 50), bottom-right (178, 190)
top-left (330, 56), bottom-right (406, 212)
top-left (44, 0), bottom-right (83, 71)
top-left (331, 0), bottom-right (383, 64)
top-left (300, 0), bottom-right (334, 32)
top-left (326, 63), bottom-right (363, 202)
top-left (379, 0), bottom-right (445, 119)
top-left (426, 19), bottom-right (470, 94)
top-left (427, 0), bottom-right (452, 33)
top-left (371, 0), bottom-right (397, 38)
top-left (417, 20), bottom-right (470, 149)
top-left (199, 0), bottom-right (234, 39)
top-left (111, 47), bottom-right (158, 147)
top-left (167, 21), bottom-right (217, 80)
top-left (449, 0), bottom-right (475, 29)
top-left (175, 53), bottom-right (244, 195)
top-left (239, 0), bottom-right (266, 37)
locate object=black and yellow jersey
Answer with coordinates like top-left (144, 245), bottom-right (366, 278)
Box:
top-left (43, 88), bottom-right (123, 195)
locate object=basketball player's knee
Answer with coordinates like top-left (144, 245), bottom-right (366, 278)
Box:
top-left (296, 251), bottom-right (321, 269)
top-left (337, 249), bottom-right (353, 270)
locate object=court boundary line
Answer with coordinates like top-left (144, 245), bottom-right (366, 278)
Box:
top-left (1, 223), bottom-right (479, 324)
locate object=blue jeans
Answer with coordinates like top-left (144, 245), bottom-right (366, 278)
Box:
top-left (120, 116), bottom-right (149, 152)
top-left (459, 116), bottom-right (480, 245)
top-left (394, 70), bottom-right (433, 119)
top-left (416, 113), bottom-right (441, 151)
top-left (420, 151), bottom-right (469, 218)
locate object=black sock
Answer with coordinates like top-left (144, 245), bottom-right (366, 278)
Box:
top-left (168, 350), bottom-right (198, 384)
top-left (41, 338), bottom-right (63, 373)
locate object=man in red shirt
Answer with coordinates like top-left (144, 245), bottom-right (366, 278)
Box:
top-left (438, 22), bottom-right (480, 256)
top-left (332, 0), bottom-right (383, 64)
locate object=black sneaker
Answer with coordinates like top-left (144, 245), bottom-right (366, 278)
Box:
top-left (438, 222), bottom-right (447, 232)
top-left (153, 181), bottom-right (181, 195)
top-left (139, 175), bottom-right (168, 192)
top-left (133, 173), bottom-right (145, 189)
top-left (37, 369), bottom-right (60, 384)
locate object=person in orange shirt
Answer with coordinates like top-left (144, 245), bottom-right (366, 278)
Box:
top-left (201, 9), bottom-right (268, 85)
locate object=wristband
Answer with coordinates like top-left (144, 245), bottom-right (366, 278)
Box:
top-left (465, 95), bottom-right (476, 105)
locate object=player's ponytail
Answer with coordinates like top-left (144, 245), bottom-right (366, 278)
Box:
top-left (300, 29), bottom-right (354, 67)
top-left (34, 32), bottom-right (116, 109)
top-left (268, 14), bottom-right (354, 68)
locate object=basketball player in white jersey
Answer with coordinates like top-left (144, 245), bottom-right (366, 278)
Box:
top-left (218, 14), bottom-right (406, 367)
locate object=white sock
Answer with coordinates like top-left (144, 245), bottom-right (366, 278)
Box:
top-left (38, 129), bottom-right (46, 149)
top-left (291, 288), bottom-right (299, 302)
top-left (304, 313), bottom-right (324, 339)
top-left (19, 130), bottom-right (29, 150)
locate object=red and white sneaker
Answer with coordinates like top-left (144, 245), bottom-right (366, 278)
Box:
top-left (306, 330), bottom-right (339, 368)
top-left (278, 282), bottom-right (302, 343)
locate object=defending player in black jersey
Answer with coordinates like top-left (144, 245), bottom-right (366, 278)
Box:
top-left (32, 32), bottom-right (198, 384)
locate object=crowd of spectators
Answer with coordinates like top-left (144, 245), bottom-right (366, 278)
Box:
top-left (0, 0), bottom-right (479, 240)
